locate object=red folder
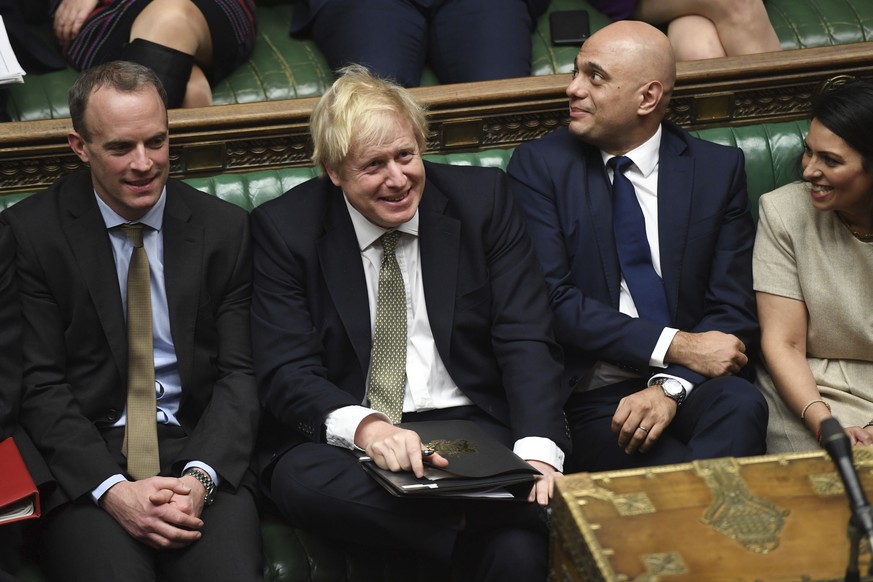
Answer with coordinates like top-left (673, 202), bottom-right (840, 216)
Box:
top-left (0, 437), bottom-right (40, 525)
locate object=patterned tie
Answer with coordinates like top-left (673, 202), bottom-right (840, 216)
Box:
top-left (610, 156), bottom-right (671, 326)
top-left (118, 224), bottom-right (160, 479)
top-left (367, 231), bottom-right (407, 424)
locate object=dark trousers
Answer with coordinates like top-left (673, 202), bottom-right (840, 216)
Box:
top-left (565, 376), bottom-right (768, 473)
top-left (309, 0), bottom-right (537, 87)
top-left (40, 426), bottom-right (262, 582)
top-left (268, 406), bottom-right (549, 582)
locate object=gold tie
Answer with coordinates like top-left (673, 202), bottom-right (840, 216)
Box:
top-left (367, 231), bottom-right (407, 424)
top-left (119, 224), bottom-right (160, 479)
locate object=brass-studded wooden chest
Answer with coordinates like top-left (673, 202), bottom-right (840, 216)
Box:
top-left (552, 448), bottom-right (873, 581)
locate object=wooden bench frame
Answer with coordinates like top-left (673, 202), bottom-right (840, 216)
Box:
top-left (0, 42), bottom-right (871, 197)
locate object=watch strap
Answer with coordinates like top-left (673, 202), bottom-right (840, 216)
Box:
top-left (648, 376), bottom-right (687, 406)
top-left (182, 467), bottom-right (215, 505)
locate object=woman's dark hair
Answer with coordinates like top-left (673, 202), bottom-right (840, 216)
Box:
top-left (811, 79), bottom-right (873, 171)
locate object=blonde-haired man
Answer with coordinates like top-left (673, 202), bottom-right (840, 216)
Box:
top-left (252, 65), bottom-right (569, 580)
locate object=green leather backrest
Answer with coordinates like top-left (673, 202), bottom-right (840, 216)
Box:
top-left (184, 122), bottom-right (809, 222)
top-left (0, 121), bottom-right (809, 218)
top-left (9, 0), bottom-right (871, 121)
top-left (4, 1), bottom-right (612, 121)
top-left (768, 0), bottom-right (873, 50)
top-left (690, 119), bottom-right (808, 221)
top-left (184, 149), bottom-right (516, 212)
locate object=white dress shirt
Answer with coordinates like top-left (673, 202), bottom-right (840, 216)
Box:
top-left (580, 126), bottom-right (694, 396)
top-left (325, 196), bottom-right (564, 471)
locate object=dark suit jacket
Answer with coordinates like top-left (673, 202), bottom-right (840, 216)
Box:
top-left (0, 223), bottom-right (52, 490)
top-left (252, 161), bottom-right (568, 470)
top-left (507, 122), bottom-right (758, 389)
top-left (0, 172), bottom-right (258, 509)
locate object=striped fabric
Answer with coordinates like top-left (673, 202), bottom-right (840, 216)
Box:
top-left (50, 0), bottom-right (257, 82)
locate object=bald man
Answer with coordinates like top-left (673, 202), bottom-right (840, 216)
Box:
top-left (507, 21), bottom-right (768, 472)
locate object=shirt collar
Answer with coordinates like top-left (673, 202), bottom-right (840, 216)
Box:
top-left (601, 124), bottom-right (662, 178)
top-left (95, 187), bottom-right (167, 232)
top-left (343, 194), bottom-right (419, 252)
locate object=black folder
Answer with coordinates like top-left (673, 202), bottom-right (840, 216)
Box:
top-left (357, 420), bottom-right (539, 500)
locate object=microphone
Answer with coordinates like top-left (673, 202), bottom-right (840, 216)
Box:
top-left (820, 417), bottom-right (873, 549)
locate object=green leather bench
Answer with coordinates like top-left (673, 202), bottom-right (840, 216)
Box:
top-left (7, 118), bottom-right (811, 581)
top-left (6, 0), bottom-right (872, 121)
top-left (5, 0), bottom-right (610, 122)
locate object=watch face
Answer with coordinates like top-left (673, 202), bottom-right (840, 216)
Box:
top-left (662, 379), bottom-right (684, 396)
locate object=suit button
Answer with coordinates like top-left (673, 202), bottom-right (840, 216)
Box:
top-left (107, 409), bottom-right (120, 422)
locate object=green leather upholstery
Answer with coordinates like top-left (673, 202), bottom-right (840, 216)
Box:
top-left (4, 1), bottom-right (610, 121)
top-left (7, 0), bottom-right (871, 121)
top-left (691, 119), bottom-right (808, 220)
top-left (1, 121), bottom-right (814, 581)
top-left (184, 149), bottom-right (516, 209)
top-left (185, 124), bottom-right (808, 222)
top-left (530, 0), bottom-right (612, 76)
top-left (768, 0), bottom-right (873, 50)
top-left (211, 4), bottom-right (332, 105)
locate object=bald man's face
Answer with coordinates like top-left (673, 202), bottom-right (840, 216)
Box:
top-left (565, 25), bottom-right (668, 154)
top-left (567, 20), bottom-right (676, 155)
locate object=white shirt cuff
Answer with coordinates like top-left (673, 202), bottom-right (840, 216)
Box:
top-left (513, 437), bottom-right (565, 473)
top-left (325, 405), bottom-right (390, 450)
top-left (91, 474), bottom-right (128, 504)
top-left (650, 327), bottom-right (679, 368)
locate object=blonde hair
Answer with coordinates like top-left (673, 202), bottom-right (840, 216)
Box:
top-left (310, 64), bottom-right (429, 172)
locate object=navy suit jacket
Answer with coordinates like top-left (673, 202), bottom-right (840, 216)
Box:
top-left (251, 162), bottom-right (568, 471)
top-left (0, 172), bottom-right (259, 509)
top-left (507, 122), bottom-right (758, 389)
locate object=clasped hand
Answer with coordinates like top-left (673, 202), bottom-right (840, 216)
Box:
top-left (667, 330), bottom-right (747, 377)
top-left (100, 475), bottom-right (206, 549)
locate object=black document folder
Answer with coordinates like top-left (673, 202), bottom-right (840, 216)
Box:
top-left (357, 420), bottom-right (539, 499)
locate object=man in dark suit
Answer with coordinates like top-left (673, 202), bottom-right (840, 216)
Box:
top-left (252, 65), bottom-right (568, 581)
top-left (289, 0), bottom-right (550, 87)
top-left (0, 61), bottom-right (261, 581)
top-left (508, 21), bottom-right (768, 473)
top-left (0, 223), bottom-right (51, 580)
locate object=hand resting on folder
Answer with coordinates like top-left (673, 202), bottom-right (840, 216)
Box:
top-left (355, 414), bottom-right (450, 478)
top-left (355, 416), bottom-right (560, 505)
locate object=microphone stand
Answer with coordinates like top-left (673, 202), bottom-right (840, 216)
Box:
top-left (820, 417), bottom-right (873, 581)
top-left (845, 518), bottom-right (861, 582)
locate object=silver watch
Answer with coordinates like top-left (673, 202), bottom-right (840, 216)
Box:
top-left (649, 377), bottom-right (687, 406)
top-left (183, 468), bottom-right (216, 505)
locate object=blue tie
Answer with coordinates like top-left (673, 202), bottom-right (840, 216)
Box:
top-left (610, 156), bottom-right (671, 326)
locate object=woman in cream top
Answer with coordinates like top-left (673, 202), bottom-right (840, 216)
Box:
top-left (754, 79), bottom-right (873, 452)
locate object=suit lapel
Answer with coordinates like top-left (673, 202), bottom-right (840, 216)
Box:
top-left (316, 188), bottom-right (373, 375)
top-left (418, 181), bottom-right (460, 367)
top-left (61, 175), bottom-right (127, 378)
top-left (583, 147), bottom-right (622, 307)
top-left (656, 128), bottom-right (693, 319)
top-left (162, 183), bottom-right (202, 390)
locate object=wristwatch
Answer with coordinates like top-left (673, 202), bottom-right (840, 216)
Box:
top-left (182, 468), bottom-right (216, 506)
top-left (649, 377), bottom-right (687, 406)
